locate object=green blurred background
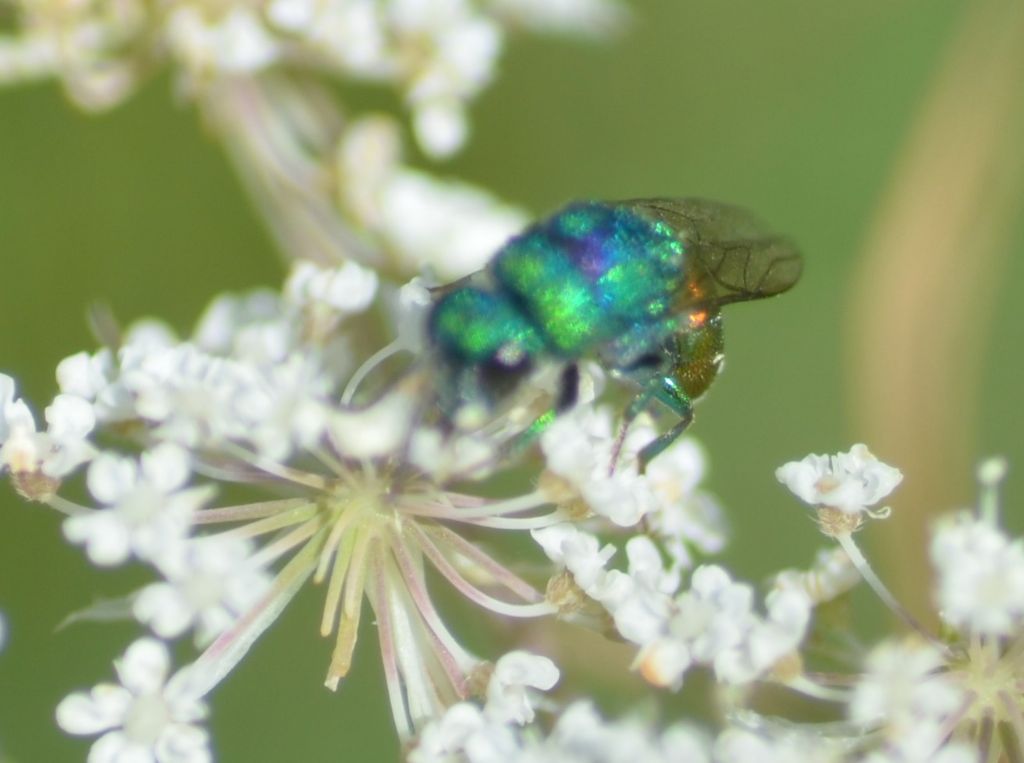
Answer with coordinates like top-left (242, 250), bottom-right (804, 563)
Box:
top-left (2, 0), bottom-right (1023, 759)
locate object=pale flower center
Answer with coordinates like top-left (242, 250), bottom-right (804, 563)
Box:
top-left (185, 572), bottom-right (225, 610)
top-left (123, 692), bottom-right (172, 745)
top-left (948, 633), bottom-right (1024, 756)
top-left (122, 486), bottom-right (162, 525)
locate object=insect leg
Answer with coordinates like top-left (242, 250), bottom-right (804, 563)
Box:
top-left (636, 376), bottom-right (693, 475)
top-left (608, 383), bottom-right (659, 475)
top-left (501, 364), bottom-right (579, 462)
top-left (555, 363), bottom-right (580, 412)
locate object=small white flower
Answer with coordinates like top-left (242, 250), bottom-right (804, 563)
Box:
top-left (776, 444), bottom-right (902, 514)
top-left (532, 523), bottom-right (615, 593)
top-left (57, 350), bottom-right (116, 401)
top-left (930, 512), bottom-right (1024, 637)
top-left (56, 638), bottom-right (211, 763)
top-left (489, 0), bottom-right (627, 35)
top-left (99, 336), bottom-right (333, 460)
top-left (633, 638), bottom-right (691, 690)
top-left (485, 651), bottom-right (559, 725)
top-left (192, 288), bottom-right (283, 359)
top-left (377, 171), bottom-right (527, 281)
top-left (329, 384), bottom-right (417, 460)
top-left (64, 445), bottom-right (209, 566)
top-left (310, 0), bottom-right (389, 76)
top-left (42, 394), bottom-right (98, 475)
top-left (717, 587), bottom-right (810, 685)
top-left (671, 566), bottom-right (751, 670)
top-left (166, 7), bottom-right (279, 76)
top-left (860, 742), bottom-right (980, 763)
top-left (540, 407), bottom-right (658, 526)
top-left (407, 426), bottom-right (498, 481)
top-left (534, 524), bottom-right (675, 645)
top-left (714, 726), bottom-right (841, 763)
top-left (241, 354), bottom-right (333, 461)
top-left (413, 99), bottom-right (469, 158)
top-left (134, 535), bottom-right (271, 646)
top-left (335, 114), bottom-right (528, 279)
top-left (117, 343), bottom-right (245, 444)
top-left (668, 565), bottom-right (809, 686)
top-left (0, 374), bottom-right (96, 491)
top-left (850, 640), bottom-right (965, 759)
top-left (124, 320), bottom-right (180, 352)
top-left (601, 536), bottom-right (676, 644)
top-left (410, 702), bottom-right (519, 763)
top-left (285, 260), bottom-right (379, 315)
top-left (643, 437), bottom-right (726, 571)
top-left (540, 408), bottom-right (723, 545)
top-left (549, 701), bottom-right (712, 763)
top-left (266, 0), bottom-right (318, 32)
top-left (773, 547), bottom-right (860, 605)
top-left (0, 391), bottom-right (43, 477)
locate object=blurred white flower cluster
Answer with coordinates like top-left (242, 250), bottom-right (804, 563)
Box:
top-left (0, 0), bottom-right (622, 152)
top-left (533, 522), bottom-right (810, 691)
top-left (0, 0), bottom-right (621, 280)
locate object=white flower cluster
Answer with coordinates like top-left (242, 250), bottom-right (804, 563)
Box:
top-left (414, 700), bottom-right (715, 763)
top-left (930, 511), bottom-right (1024, 637)
top-left (533, 524), bottom-right (811, 691)
top-left (52, 260), bottom-right (380, 465)
top-left (336, 117), bottom-right (529, 280)
top-left (849, 640), bottom-right (968, 763)
top-left (540, 406), bottom-right (726, 570)
top-left (411, 651), bottom-right (717, 763)
top-left (0, 0), bottom-right (622, 157)
top-left (0, 374), bottom-right (95, 500)
top-left (413, 657), bottom-right (852, 763)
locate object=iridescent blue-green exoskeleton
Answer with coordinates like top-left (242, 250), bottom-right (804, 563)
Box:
top-left (428, 199), bottom-right (802, 472)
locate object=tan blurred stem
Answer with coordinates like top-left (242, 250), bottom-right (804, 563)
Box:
top-left (199, 74), bottom-right (381, 270)
top-left (845, 0), bottom-right (1024, 621)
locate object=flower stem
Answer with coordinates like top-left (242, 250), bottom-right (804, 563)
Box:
top-left (835, 532), bottom-right (943, 649)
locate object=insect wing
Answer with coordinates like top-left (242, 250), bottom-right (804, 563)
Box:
top-left (622, 198), bottom-right (802, 308)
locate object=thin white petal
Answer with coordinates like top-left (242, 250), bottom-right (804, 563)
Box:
top-left (57, 686), bottom-right (131, 735)
top-left (116, 639), bottom-right (170, 695)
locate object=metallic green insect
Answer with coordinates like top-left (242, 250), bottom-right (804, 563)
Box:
top-left (428, 198), bottom-right (802, 472)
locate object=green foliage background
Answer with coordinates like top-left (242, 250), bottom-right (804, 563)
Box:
top-left (1, 0), bottom-right (1022, 760)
